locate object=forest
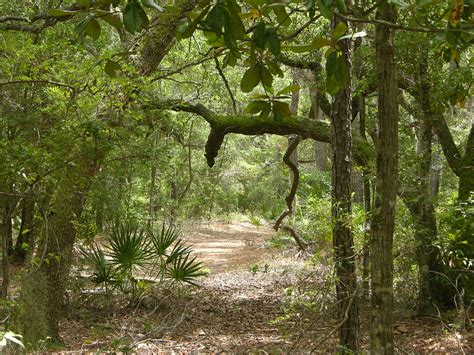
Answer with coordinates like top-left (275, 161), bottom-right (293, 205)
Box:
top-left (0, 0), bottom-right (473, 352)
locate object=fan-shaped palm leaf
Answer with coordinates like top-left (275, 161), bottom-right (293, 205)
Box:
top-left (166, 254), bottom-right (207, 286)
top-left (80, 245), bottom-right (118, 287)
top-left (107, 223), bottom-right (151, 274)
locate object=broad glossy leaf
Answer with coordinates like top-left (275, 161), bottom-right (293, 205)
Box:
top-left (123, 1), bottom-right (149, 33)
top-left (273, 100), bottom-right (292, 121)
top-left (277, 85), bottom-right (300, 96)
top-left (207, 4), bottom-right (227, 36)
top-left (317, 0), bottom-right (332, 19)
top-left (331, 21), bottom-right (348, 41)
top-left (49, 9), bottom-right (80, 16)
top-left (335, 53), bottom-right (350, 88)
top-left (265, 26), bottom-right (281, 55)
top-left (259, 103), bottom-right (272, 120)
top-left (241, 65), bottom-right (261, 92)
top-left (105, 60), bottom-right (121, 77)
top-left (266, 60), bottom-right (284, 77)
top-left (245, 100), bottom-right (270, 114)
top-left (326, 74), bottom-right (340, 95)
top-left (325, 51), bottom-right (338, 77)
top-left (253, 21), bottom-right (266, 48)
top-left (260, 64), bottom-right (273, 88)
top-left (273, 6), bottom-right (291, 26)
top-left (312, 37), bottom-right (332, 49)
top-left (97, 10), bottom-right (123, 29)
top-left (85, 18), bottom-right (101, 39)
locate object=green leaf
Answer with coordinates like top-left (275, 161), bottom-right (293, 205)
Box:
top-left (277, 85), bottom-right (300, 96)
top-left (326, 74), bottom-right (340, 95)
top-left (49, 9), bottom-right (80, 16)
top-left (266, 60), bottom-right (284, 77)
top-left (326, 51), bottom-right (338, 77)
top-left (273, 6), bottom-right (291, 26)
top-left (241, 65), bottom-right (261, 92)
top-left (123, 1), bottom-right (149, 34)
top-left (265, 26), bottom-right (281, 55)
top-left (318, 0), bottom-right (332, 19)
top-left (335, 53), bottom-right (350, 88)
top-left (253, 21), bottom-right (266, 48)
top-left (223, 51), bottom-right (238, 68)
top-left (142, 0), bottom-right (164, 11)
top-left (207, 4), bottom-right (227, 36)
top-left (75, 15), bottom-right (92, 36)
top-left (105, 60), bottom-right (121, 77)
top-left (331, 21), bottom-right (348, 41)
top-left (259, 103), bottom-right (272, 120)
top-left (85, 18), bottom-right (101, 39)
top-left (334, 0), bottom-right (346, 13)
top-left (97, 10), bottom-right (123, 29)
top-left (260, 64), bottom-right (273, 88)
top-left (245, 100), bottom-right (270, 114)
top-left (273, 100), bottom-right (292, 121)
top-left (312, 37), bottom-right (332, 49)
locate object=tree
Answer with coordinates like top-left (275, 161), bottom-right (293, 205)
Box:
top-left (370, 1), bottom-right (398, 353)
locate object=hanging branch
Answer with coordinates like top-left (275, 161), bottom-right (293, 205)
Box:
top-left (273, 135), bottom-right (306, 251)
top-left (214, 57), bottom-right (237, 114)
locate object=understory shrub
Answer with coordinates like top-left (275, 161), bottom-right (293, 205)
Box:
top-left (80, 222), bottom-right (207, 302)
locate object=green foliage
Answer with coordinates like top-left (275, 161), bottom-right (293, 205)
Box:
top-left (81, 222), bottom-right (207, 301)
top-left (80, 245), bottom-right (118, 290)
top-left (108, 224), bottom-right (151, 274)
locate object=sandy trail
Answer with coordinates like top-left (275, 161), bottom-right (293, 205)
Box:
top-left (183, 221), bottom-right (276, 274)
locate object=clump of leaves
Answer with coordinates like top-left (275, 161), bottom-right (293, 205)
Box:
top-left (80, 222), bottom-right (207, 301)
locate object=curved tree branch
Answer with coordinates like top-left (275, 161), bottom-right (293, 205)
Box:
top-left (146, 99), bottom-right (373, 167)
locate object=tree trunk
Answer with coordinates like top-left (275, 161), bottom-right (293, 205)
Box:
top-left (330, 15), bottom-right (359, 351)
top-left (307, 72), bottom-right (329, 171)
top-left (0, 179), bottom-right (14, 298)
top-left (13, 195), bottom-right (35, 262)
top-left (359, 96), bottom-right (371, 297)
top-left (27, 153), bottom-right (100, 341)
top-left (458, 124), bottom-right (474, 202)
top-left (371, 1), bottom-right (398, 353)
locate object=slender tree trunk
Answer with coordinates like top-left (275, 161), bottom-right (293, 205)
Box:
top-left (0, 179), bottom-right (13, 298)
top-left (359, 96), bottom-right (371, 297)
top-left (330, 14), bottom-right (359, 351)
top-left (371, 1), bottom-right (398, 353)
top-left (13, 195), bottom-right (35, 262)
top-left (307, 72), bottom-right (329, 171)
top-left (458, 124), bottom-right (474, 202)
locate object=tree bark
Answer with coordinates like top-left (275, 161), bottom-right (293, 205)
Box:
top-left (28, 153), bottom-right (100, 341)
top-left (371, 1), bottom-right (398, 353)
top-left (359, 96), bottom-right (371, 297)
top-left (330, 14), bottom-right (359, 351)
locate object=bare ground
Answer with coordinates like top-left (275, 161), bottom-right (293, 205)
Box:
top-left (60, 221), bottom-right (473, 353)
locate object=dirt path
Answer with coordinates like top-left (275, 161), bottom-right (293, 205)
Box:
top-left (62, 221), bottom-right (473, 353)
top-left (183, 221), bottom-right (276, 274)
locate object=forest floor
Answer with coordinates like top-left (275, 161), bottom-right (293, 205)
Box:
top-left (60, 221), bottom-right (473, 353)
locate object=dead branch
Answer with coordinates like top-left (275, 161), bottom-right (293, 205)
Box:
top-left (273, 135), bottom-right (306, 251)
